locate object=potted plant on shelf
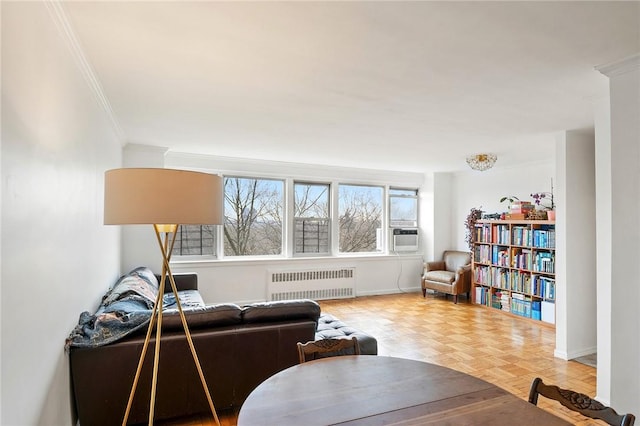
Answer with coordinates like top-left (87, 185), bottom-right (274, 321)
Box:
top-left (530, 179), bottom-right (556, 220)
top-left (465, 207), bottom-right (483, 252)
top-left (499, 195), bottom-right (519, 219)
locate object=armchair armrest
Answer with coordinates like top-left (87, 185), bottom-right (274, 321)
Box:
top-left (455, 264), bottom-right (472, 277)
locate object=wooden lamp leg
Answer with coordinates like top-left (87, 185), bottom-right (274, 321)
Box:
top-left (121, 224), bottom-right (220, 426)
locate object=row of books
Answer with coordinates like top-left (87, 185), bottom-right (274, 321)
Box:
top-left (511, 293), bottom-right (539, 319)
top-left (492, 225), bottom-right (510, 245)
top-left (473, 224), bottom-right (492, 244)
top-left (510, 270), bottom-right (531, 293)
top-left (533, 252), bottom-right (555, 273)
top-left (532, 228), bottom-right (556, 248)
top-left (475, 286), bottom-right (489, 306)
top-left (473, 265), bottom-right (490, 285)
top-left (491, 268), bottom-right (510, 288)
top-left (533, 275), bottom-right (556, 300)
top-left (511, 226), bottom-right (532, 246)
top-left (474, 245), bottom-right (491, 264)
top-left (475, 269), bottom-right (555, 301)
top-left (473, 224), bottom-right (555, 249)
top-left (484, 248), bottom-right (555, 270)
top-left (492, 246), bottom-right (510, 266)
top-left (511, 248), bottom-right (532, 269)
top-left (483, 290), bottom-right (555, 323)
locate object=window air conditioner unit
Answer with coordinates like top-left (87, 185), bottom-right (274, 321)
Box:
top-left (392, 228), bottom-right (419, 253)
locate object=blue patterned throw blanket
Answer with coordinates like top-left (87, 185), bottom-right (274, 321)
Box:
top-left (65, 267), bottom-right (159, 350)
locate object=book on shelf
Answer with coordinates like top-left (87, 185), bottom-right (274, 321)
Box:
top-left (500, 292), bottom-right (511, 312)
top-left (475, 286), bottom-right (489, 306)
top-left (532, 301), bottom-right (542, 320)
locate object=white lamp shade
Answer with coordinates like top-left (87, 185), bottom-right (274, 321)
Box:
top-left (104, 168), bottom-right (223, 225)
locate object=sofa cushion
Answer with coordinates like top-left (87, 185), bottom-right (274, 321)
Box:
top-left (316, 314), bottom-right (378, 355)
top-left (162, 303), bottom-right (243, 330)
top-left (242, 299), bottom-right (321, 324)
top-left (163, 289), bottom-right (205, 310)
top-left (424, 270), bottom-right (456, 284)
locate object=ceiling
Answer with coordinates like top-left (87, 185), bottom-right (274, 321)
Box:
top-left (63, 1), bottom-right (639, 173)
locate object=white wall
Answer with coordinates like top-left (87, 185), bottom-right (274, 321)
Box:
top-left (1, 3), bottom-right (122, 425)
top-left (593, 93), bottom-right (613, 404)
top-left (596, 54), bottom-right (640, 413)
top-left (554, 130), bottom-right (597, 360)
top-left (451, 162), bottom-right (555, 250)
top-left (432, 173), bottom-right (453, 260)
top-left (172, 255), bottom-right (423, 305)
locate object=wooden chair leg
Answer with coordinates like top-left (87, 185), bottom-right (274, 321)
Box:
top-left (454, 295), bottom-right (458, 304)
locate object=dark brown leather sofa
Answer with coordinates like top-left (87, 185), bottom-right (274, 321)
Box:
top-left (68, 274), bottom-right (321, 426)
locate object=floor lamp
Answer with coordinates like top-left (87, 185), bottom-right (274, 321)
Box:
top-left (104, 168), bottom-right (223, 426)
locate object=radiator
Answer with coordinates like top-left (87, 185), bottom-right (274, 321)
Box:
top-left (267, 267), bottom-right (356, 301)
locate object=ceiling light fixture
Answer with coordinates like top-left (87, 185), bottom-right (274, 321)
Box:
top-left (466, 153), bottom-right (497, 171)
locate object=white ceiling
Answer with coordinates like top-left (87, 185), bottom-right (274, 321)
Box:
top-left (63, 1), bottom-right (639, 173)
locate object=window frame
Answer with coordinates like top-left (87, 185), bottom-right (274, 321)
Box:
top-left (292, 181), bottom-right (332, 257)
top-left (389, 187), bottom-right (419, 229)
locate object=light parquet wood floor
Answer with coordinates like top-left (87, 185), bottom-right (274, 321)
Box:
top-left (163, 292), bottom-right (601, 426)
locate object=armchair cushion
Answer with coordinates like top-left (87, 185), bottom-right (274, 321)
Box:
top-left (423, 270), bottom-right (456, 284)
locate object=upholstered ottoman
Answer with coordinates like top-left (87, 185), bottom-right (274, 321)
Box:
top-left (316, 313), bottom-right (378, 355)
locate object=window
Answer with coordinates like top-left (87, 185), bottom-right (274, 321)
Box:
top-left (223, 177), bottom-right (284, 256)
top-left (389, 188), bottom-right (419, 228)
top-left (294, 182), bottom-right (330, 255)
top-left (338, 184), bottom-right (383, 253)
top-left (173, 225), bottom-right (216, 256)
top-left (169, 173), bottom-right (419, 259)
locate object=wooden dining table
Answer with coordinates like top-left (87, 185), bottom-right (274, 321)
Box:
top-left (237, 355), bottom-right (571, 425)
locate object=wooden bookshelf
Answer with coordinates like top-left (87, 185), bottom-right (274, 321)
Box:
top-left (472, 219), bottom-right (556, 325)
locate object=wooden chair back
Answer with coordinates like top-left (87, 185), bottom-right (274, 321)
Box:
top-left (529, 377), bottom-right (635, 426)
top-left (297, 337), bottom-right (360, 364)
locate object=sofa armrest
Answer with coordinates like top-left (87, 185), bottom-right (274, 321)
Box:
top-left (156, 273), bottom-right (198, 293)
top-left (426, 261), bottom-right (445, 273)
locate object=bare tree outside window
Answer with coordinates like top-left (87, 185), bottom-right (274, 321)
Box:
top-left (294, 182), bottom-right (330, 254)
top-left (338, 184), bottom-right (383, 253)
top-left (224, 177), bottom-right (283, 256)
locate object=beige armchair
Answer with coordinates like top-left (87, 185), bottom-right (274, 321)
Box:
top-left (421, 250), bottom-right (472, 304)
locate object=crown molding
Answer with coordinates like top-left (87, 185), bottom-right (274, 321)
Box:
top-left (44, 0), bottom-right (126, 143)
top-left (595, 53), bottom-right (640, 78)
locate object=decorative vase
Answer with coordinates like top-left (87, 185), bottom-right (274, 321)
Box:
top-left (547, 210), bottom-right (556, 221)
